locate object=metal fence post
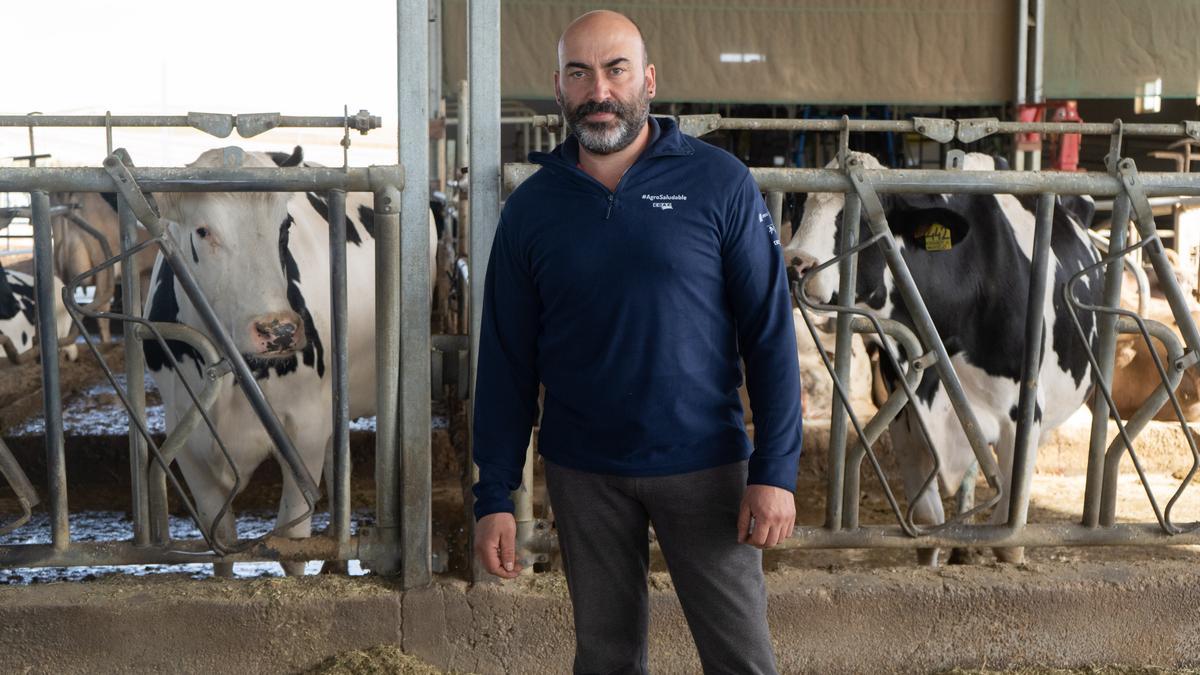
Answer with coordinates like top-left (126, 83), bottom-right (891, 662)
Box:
top-left (1083, 195), bottom-right (1131, 527)
top-left (327, 190), bottom-right (351, 560)
top-left (373, 181), bottom-right (403, 577)
top-left (828, 195), bottom-right (860, 530)
top-left (31, 191), bottom-right (68, 550)
top-left (118, 196), bottom-right (154, 546)
top-left (467, 0), bottom-right (502, 582)
top-left (1008, 193), bottom-right (1056, 530)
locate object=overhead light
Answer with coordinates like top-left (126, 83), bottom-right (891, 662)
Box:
top-left (1136, 77), bottom-right (1163, 114)
top-left (720, 53), bottom-right (766, 64)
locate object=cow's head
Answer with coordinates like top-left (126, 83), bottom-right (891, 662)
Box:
top-left (783, 151), bottom-right (974, 308)
top-left (157, 147), bottom-right (307, 359)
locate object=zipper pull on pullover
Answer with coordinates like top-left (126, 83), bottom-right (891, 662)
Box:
top-left (605, 194), bottom-right (615, 220)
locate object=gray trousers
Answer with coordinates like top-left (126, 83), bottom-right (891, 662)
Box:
top-left (545, 459), bottom-right (777, 675)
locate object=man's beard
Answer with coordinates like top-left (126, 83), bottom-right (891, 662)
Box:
top-left (561, 84), bottom-right (651, 155)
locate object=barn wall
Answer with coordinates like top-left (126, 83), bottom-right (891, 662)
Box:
top-left (1045, 0), bottom-right (1200, 100)
top-left (442, 0), bottom-right (1016, 105)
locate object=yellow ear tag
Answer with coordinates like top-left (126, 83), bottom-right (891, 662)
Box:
top-left (924, 222), bottom-right (953, 251)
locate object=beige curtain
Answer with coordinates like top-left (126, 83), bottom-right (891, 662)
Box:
top-left (442, 0), bottom-right (1015, 105)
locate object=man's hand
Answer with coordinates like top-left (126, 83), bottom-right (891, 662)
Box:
top-left (737, 484), bottom-right (796, 549)
top-left (474, 512), bottom-right (522, 578)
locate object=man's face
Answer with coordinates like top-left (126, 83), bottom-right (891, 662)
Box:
top-left (555, 27), bottom-right (655, 155)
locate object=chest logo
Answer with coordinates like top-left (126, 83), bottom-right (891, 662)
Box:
top-left (642, 193), bottom-right (687, 212)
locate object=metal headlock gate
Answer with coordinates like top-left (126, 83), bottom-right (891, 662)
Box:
top-left (495, 115), bottom-right (1200, 563)
top-left (0, 106), bottom-right (440, 585)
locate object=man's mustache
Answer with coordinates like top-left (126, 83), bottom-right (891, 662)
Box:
top-left (571, 100), bottom-right (622, 121)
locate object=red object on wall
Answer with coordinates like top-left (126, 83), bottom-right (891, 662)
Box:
top-left (1015, 104), bottom-right (1044, 153)
top-left (1048, 100), bottom-right (1082, 171)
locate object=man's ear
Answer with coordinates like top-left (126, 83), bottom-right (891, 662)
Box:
top-left (553, 71), bottom-right (562, 104)
top-left (645, 63), bottom-right (656, 98)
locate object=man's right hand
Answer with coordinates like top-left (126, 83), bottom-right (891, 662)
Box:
top-left (474, 512), bottom-right (522, 579)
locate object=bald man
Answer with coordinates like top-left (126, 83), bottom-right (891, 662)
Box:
top-left (472, 10), bottom-right (802, 674)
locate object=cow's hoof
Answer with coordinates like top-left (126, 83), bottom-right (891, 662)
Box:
top-left (916, 547), bottom-right (940, 567)
top-left (947, 547), bottom-right (980, 565)
top-left (280, 560), bottom-right (308, 577)
top-left (213, 561), bottom-right (235, 578)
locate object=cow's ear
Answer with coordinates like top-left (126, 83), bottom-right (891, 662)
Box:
top-left (267, 146), bottom-right (304, 167)
top-left (888, 207), bottom-right (970, 253)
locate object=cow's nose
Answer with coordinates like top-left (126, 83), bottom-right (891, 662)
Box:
top-left (255, 315), bottom-right (302, 353)
top-left (790, 252), bottom-right (819, 279)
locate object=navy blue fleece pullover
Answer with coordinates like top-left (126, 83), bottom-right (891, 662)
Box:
top-left (472, 117), bottom-right (803, 519)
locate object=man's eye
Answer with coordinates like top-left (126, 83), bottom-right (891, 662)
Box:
top-left (610, 68), bottom-right (625, 76)
top-left (569, 71), bottom-right (586, 79)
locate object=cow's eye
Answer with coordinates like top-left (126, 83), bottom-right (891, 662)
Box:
top-left (196, 227), bottom-right (209, 239)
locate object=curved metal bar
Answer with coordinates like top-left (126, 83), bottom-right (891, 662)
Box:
top-left (1064, 236), bottom-right (1200, 535)
top-left (0, 437), bottom-right (38, 535)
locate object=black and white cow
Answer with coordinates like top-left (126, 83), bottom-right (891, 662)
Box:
top-left (785, 152), bottom-right (1103, 565)
top-left (0, 260), bottom-right (77, 363)
top-left (144, 146), bottom-right (436, 576)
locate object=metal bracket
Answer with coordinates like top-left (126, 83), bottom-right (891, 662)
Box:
top-left (847, 165), bottom-right (888, 233)
top-left (1117, 158), bottom-right (1155, 228)
top-left (956, 118), bottom-right (1000, 144)
top-left (187, 112), bottom-right (234, 138)
top-left (675, 113), bottom-right (722, 138)
top-left (944, 149), bottom-right (967, 170)
top-left (1105, 119), bottom-right (1125, 175)
top-left (911, 117), bottom-right (956, 144)
top-left (235, 112), bottom-right (281, 138)
top-left (350, 109), bottom-right (382, 135)
top-left (0, 437), bottom-right (39, 536)
top-left (837, 115), bottom-right (852, 168)
top-left (1186, 121), bottom-right (1200, 142)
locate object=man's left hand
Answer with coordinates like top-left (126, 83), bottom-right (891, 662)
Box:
top-left (737, 485), bottom-right (796, 549)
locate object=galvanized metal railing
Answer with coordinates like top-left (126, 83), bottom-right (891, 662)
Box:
top-left (498, 117), bottom-right (1200, 557)
top-left (0, 149), bottom-right (433, 581)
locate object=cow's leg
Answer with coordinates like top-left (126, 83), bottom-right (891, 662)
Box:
top-left (175, 438), bottom-right (241, 578)
top-left (274, 424), bottom-right (328, 577)
top-left (888, 410), bottom-right (946, 567)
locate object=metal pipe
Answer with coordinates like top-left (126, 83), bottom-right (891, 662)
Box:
top-left (502, 164), bottom-right (1200, 198)
top-left (1099, 319), bottom-right (1185, 526)
top-left (399, 0), bottom-right (433, 589)
top-left (118, 196), bottom-right (154, 546)
top-left (373, 185), bottom-right (403, 577)
top-left (826, 194), bottom-right (860, 531)
top-left (842, 317), bottom-right (924, 530)
top-left (31, 191), bottom-right (68, 551)
top-left (456, 79), bottom-right (470, 257)
top-left (1015, 0), bottom-right (1029, 106)
top-left (0, 166), bottom-right (396, 193)
top-left (326, 190), bottom-right (351, 558)
top-left (1008, 193), bottom-right (1056, 528)
top-left (1083, 195), bottom-right (1131, 527)
top-left (468, 0), bottom-right (502, 582)
top-left (0, 113), bottom-right (381, 131)
top-left (1032, 0), bottom-right (1045, 104)
top-left (766, 191), bottom-right (784, 242)
top-left (776, 523), bottom-right (1200, 549)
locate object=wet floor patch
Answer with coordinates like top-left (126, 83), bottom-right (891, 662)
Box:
top-left (0, 508), bottom-right (372, 584)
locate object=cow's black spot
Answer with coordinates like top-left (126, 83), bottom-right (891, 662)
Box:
top-left (0, 268), bottom-right (19, 321)
top-left (305, 192), bottom-right (363, 247)
top-left (20, 331), bottom-right (27, 346)
top-left (143, 261), bottom-right (204, 376)
top-left (260, 214), bottom-right (325, 382)
top-left (1008, 403), bottom-right (1044, 424)
top-left (357, 205), bottom-right (375, 239)
top-left (100, 192), bottom-right (119, 214)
